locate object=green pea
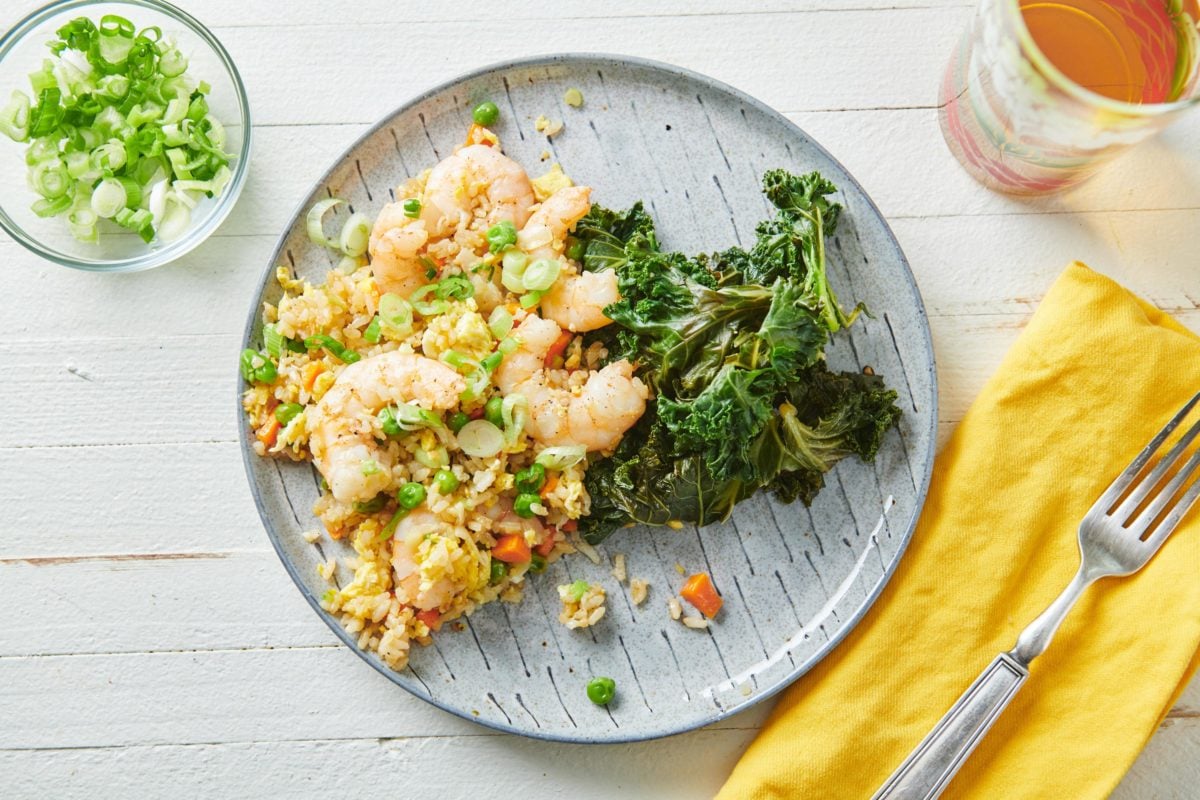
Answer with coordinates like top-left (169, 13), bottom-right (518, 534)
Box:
top-left (490, 560), bottom-right (509, 585)
top-left (515, 462), bottom-right (546, 494)
top-left (434, 468), bottom-right (459, 494)
top-left (529, 553), bottom-right (547, 573)
top-left (484, 396), bottom-right (504, 428)
top-left (402, 198), bottom-right (421, 218)
top-left (274, 403), bottom-right (304, 426)
top-left (448, 411), bottom-right (471, 433)
top-left (513, 492), bottom-right (540, 519)
top-left (353, 493), bottom-right (388, 514)
top-left (397, 481), bottom-right (426, 510)
top-left (473, 100), bottom-right (499, 126)
top-left (586, 676), bottom-right (616, 706)
top-left (564, 236), bottom-right (585, 262)
top-left (377, 406), bottom-right (402, 436)
top-left (486, 220), bottom-right (517, 253)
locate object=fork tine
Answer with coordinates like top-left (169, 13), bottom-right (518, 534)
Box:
top-left (1113, 414), bottom-right (1200, 525)
top-left (1128, 442), bottom-right (1200, 538)
top-left (1091, 392), bottom-right (1200, 516)
top-left (1142, 461), bottom-right (1200, 551)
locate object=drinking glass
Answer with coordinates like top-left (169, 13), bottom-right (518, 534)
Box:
top-left (939, 0), bottom-right (1200, 194)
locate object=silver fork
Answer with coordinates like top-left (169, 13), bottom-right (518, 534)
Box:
top-left (874, 392), bottom-right (1200, 800)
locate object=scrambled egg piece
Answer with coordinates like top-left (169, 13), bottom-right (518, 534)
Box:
top-left (421, 301), bottom-right (493, 362)
top-left (531, 164), bottom-right (573, 202)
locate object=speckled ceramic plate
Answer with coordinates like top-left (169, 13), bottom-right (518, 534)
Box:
top-left (238, 54), bottom-right (937, 743)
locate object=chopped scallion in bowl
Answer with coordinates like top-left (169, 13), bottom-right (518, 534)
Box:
top-left (0, 0), bottom-right (251, 272)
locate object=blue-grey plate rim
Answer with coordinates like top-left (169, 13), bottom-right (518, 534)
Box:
top-left (236, 52), bottom-right (938, 744)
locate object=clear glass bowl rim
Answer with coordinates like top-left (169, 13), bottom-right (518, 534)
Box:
top-left (0, 0), bottom-right (252, 272)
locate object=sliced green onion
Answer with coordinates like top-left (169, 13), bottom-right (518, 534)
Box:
top-left (498, 337), bottom-right (518, 355)
top-left (114, 207), bottom-right (154, 242)
top-left (440, 350), bottom-right (473, 371)
top-left (306, 197), bottom-right (343, 250)
top-left (363, 315), bottom-right (382, 344)
top-left (90, 178), bottom-right (126, 218)
top-left (158, 47), bottom-right (187, 78)
top-left (156, 192), bottom-right (191, 242)
top-left (481, 352), bottom-right (503, 373)
top-left (457, 419), bottom-right (505, 458)
top-left (519, 290), bottom-right (543, 309)
top-left (434, 274), bottom-right (474, 301)
top-left (162, 96), bottom-right (188, 124)
top-left (522, 259), bottom-right (561, 292)
top-left (488, 306), bottom-right (513, 340)
top-left (263, 324), bottom-right (286, 359)
top-left (501, 247), bottom-right (527, 273)
top-left (32, 195), bottom-right (71, 217)
top-left (486, 220), bottom-right (517, 253)
top-left (501, 254), bottom-right (529, 293)
top-left (378, 402), bottom-right (442, 435)
top-left (0, 90), bottom-right (30, 141)
top-left (360, 459), bottom-right (381, 476)
top-left (31, 159), bottom-right (69, 199)
top-left (414, 446), bottom-right (449, 469)
top-left (535, 445), bottom-right (587, 471)
top-left (378, 293), bottom-right (414, 339)
top-left (304, 334), bottom-right (361, 364)
top-left (402, 198), bottom-right (421, 218)
top-left (568, 579), bottom-right (590, 601)
top-left (339, 212), bottom-right (371, 257)
top-left (376, 506), bottom-right (408, 542)
top-left (410, 284), bottom-right (450, 316)
top-left (501, 394), bottom-right (528, 447)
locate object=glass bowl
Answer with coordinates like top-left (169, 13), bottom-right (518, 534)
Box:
top-left (0, 0), bottom-right (251, 272)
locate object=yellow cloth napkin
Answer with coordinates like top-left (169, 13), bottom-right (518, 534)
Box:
top-left (717, 262), bottom-right (1200, 800)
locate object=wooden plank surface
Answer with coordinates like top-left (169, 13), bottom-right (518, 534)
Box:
top-left (3, 0), bottom-right (1199, 796)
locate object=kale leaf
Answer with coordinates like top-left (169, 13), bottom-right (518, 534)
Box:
top-left (578, 170), bottom-right (901, 544)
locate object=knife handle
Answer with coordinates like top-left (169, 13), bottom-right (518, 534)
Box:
top-left (872, 653), bottom-right (1029, 800)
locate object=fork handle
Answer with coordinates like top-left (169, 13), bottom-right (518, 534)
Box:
top-left (871, 653), bottom-right (1028, 800)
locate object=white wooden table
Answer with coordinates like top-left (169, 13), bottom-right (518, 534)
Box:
top-left (3, 1), bottom-right (1198, 796)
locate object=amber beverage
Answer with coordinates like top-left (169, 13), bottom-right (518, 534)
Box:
top-left (940, 0), bottom-right (1200, 194)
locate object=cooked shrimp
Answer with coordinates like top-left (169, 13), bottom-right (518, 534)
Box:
top-left (370, 145), bottom-right (535, 296)
top-left (518, 185), bottom-right (591, 261)
top-left (309, 352), bottom-right (465, 504)
top-left (518, 185), bottom-right (619, 332)
top-left (539, 268), bottom-right (620, 333)
top-left (421, 144), bottom-right (535, 237)
top-left (390, 511), bottom-right (457, 611)
top-left (495, 314), bottom-right (647, 451)
top-left (368, 201), bottom-right (430, 297)
top-left (482, 496), bottom-right (546, 539)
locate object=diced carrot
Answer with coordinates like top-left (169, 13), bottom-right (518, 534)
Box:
top-left (416, 609), bottom-right (442, 631)
top-left (681, 572), bottom-right (723, 618)
top-left (324, 520), bottom-right (347, 540)
top-left (464, 123), bottom-right (496, 147)
top-left (540, 472), bottom-right (559, 499)
top-left (535, 526), bottom-right (558, 557)
top-left (302, 361), bottom-right (325, 391)
top-left (492, 533), bottom-right (531, 564)
top-left (543, 330), bottom-right (573, 368)
top-left (560, 519), bottom-right (578, 533)
top-left (256, 416), bottom-right (281, 447)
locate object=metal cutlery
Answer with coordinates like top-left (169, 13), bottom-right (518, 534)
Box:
top-left (874, 392), bottom-right (1200, 800)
